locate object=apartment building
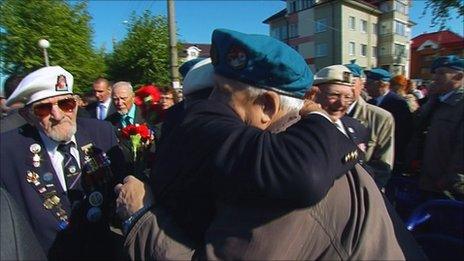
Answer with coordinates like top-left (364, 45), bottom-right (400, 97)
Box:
top-left (263, 0), bottom-right (414, 76)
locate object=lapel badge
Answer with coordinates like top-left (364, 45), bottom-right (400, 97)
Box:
top-left (42, 172), bottom-right (54, 183)
top-left (32, 154), bottom-right (41, 168)
top-left (68, 165), bottom-right (77, 174)
top-left (348, 127), bottom-right (354, 133)
top-left (30, 143), bottom-right (42, 154)
top-left (26, 171), bottom-right (41, 186)
top-left (88, 191), bottom-right (104, 207)
top-left (86, 207), bottom-right (102, 222)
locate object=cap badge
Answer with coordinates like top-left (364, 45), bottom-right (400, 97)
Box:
top-left (227, 45), bottom-right (247, 70)
top-left (55, 74), bottom-right (69, 91)
top-left (343, 71), bottom-right (352, 83)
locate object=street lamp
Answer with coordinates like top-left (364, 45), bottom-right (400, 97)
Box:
top-left (38, 39), bottom-right (50, 66)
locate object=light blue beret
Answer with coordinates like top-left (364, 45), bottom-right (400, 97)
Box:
top-left (365, 68), bottom-right (391, 82)
top-left (344, 59), bottom-right (364, 78)
top-left (431, 55), bottom-right (464, 73)
top-left (210, 29), bottom-right (313, 98)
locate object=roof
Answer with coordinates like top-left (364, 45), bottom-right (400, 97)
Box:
top-left (182, 43), bottom-right (211, 58)
top-left (263, 8), bottom-right (287, 24)
top-left (411, 30), bottom-right (464, 49)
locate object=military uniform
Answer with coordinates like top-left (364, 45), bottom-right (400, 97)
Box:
top-left (0, 66), bottom-right (126, 259)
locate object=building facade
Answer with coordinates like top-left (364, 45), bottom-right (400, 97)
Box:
top-left (410, 30), bottom-right (464, 81)
top-left (263, 0), bottom-right (414, 76)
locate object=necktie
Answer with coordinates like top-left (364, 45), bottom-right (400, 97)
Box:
top-left (122, 115), bottom-right (132, 127)
top-left (57, 142), bottom-right (81, 191)
top-left (98, 103), bottom-right (106, 120)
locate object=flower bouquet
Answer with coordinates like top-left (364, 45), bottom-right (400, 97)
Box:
top-left (134, 84), bottom-right (165, 125)
top-left (120, 123), bottom-right (154, 178)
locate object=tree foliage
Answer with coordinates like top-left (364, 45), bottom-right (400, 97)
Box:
top-left (107, 11), bottom-right (174, 87)
top-left (0, 0), bottom-right (106, 93)
top-left (424, 0), bottom-right (464, 29)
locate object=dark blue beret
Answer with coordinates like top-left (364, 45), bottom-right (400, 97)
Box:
top-left (210, 29), bottom-right (313, 98)
top-left (179, 58), bottom-right (205, 78)
top-left (344, 59), bottom-right (364, 77)
top-left (431, 55), bottom-right (464, 73)
top-left (365, 68), bottom-right (391, 82)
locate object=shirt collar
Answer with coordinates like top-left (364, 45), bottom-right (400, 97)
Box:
top-left (100, 98), bottom-right (112, 108)
top-left (38, 131), bottom-right (77, 156)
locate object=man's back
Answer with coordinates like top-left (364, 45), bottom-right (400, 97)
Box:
top-left (204, 164), bottom-right (426, 260)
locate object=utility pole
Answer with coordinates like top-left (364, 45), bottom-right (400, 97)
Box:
top-left (167, 0), bottom-right (180, 89)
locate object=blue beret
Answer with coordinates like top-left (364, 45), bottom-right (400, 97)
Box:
top-left (179, 58), bottom-right (205, 78)
top-left (344, 59), bottom-right (364, 77)
top-left (210, 29), bottom-right (313, 98)
top-left (365, 68), bottom-right (391, 82)
top-left (431, 55), bottom-right (464, 73)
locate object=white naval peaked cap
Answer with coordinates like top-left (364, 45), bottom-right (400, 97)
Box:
top-left (6, 66), bottom-right (74, 106)
top-left (183, 58), bottom-right (214, 96)
top-left (313, 65), bottom-right (355, 87)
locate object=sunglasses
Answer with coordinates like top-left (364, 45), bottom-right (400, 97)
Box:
top-left (32, 97), bottom-right (77, 117)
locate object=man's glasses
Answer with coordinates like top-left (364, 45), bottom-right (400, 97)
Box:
top-left (32, 97), bottom-right (77, 117)
top-left (324, 92), bottom-right (354, 102)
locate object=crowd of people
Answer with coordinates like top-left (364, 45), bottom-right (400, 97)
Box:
top-left (0, 28), bottom-right (462, 260)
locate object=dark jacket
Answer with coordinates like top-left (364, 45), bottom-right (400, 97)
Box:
top-left (150, 99), bottom-right (360, 246)
top-left (0, 118), bottom-right (126, 259)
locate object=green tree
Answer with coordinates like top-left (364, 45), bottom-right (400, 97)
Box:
top-left (424, 0), bottom-right (464, 29)
top-left (0, 0), bottom-right (106, 93)
top-left (107, 11), bottom-right (176, 87)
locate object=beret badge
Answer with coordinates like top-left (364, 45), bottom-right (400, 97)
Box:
top-left (227, 45), bottom-right (247, 70)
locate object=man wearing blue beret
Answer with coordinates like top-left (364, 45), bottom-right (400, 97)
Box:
top-left (365, 68), bottom-right (413, 177)
top-left (407, 55), bottom-right (464, 200)
top-left (116, 29), bottom-right (424, 260)
top-left (345, 62), bottom-right (395, 189)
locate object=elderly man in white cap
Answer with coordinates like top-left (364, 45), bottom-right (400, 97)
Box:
top-left (0, 66), bottom-right (126, 259)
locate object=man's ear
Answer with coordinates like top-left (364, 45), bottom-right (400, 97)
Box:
top-left (256, 91), bottom-right (280, 125)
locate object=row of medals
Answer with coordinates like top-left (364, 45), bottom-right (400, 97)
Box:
top-left (26, 143), bottom-right (108, 230)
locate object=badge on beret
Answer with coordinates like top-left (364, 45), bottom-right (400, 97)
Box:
top-left (88, 191), bottom-right (104, 207)
top-left (210, 44), bottom-right (218, 66)
top-left (343, 71), bottom-right (352, 84)
top-left (55, 74), bottom-right (69, 91)
top-left (227, 45), bottom-right (248, 70)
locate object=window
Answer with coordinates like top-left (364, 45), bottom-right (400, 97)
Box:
top-left (380, 45), bottom-right (388, 56)
top-left (372, 23), bottom-right (377, 34)
top-left (394, 0), bottom-right (408, 14)
top-left (349, 42), bottom-right (355, 55)
top-left (380, 21), bottom-right (389, 35)
top-left (349, 16), bottom-right (356, 30)
top-left (289, 0), bottom-right (297, 13)
top-left (289, 23), bottom-right (298, 38)
top-left (394, 21), bottom-right (407, 36)
top-left (315, 43), bottom-right (328, 57)
top-left (361, 20), bottom-right (367, 33)
top-left (361, 44), bottom-right (367, 56)
top-left (372, 46), bottom-right (377, 57)
top-left (394, 43), bottom-right (406, 58)
top-left (315, 18), bottom-right (327, 33)
top-left (271, 25), bottom-right (288, 40)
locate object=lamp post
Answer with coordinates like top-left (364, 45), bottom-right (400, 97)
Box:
top-left (38, 39), bottom-right (50, 67)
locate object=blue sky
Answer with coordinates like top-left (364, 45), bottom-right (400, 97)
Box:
top-left (89, 0), bottom-right (463, 51)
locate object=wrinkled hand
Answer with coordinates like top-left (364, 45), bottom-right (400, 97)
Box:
top-left (114, 175), bottom-right (154, 220)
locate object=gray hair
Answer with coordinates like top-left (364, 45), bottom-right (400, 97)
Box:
top-left (112, 81), bottom-right (133, 92)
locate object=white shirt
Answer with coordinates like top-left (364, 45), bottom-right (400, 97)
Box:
top-left (39, 132), bottom-right (80, 192)
top-left (334, 119), bottom-right (349, 137)
top-left (96, 98), bottom-right (112, 120)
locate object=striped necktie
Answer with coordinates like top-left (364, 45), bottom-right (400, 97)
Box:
top-left (57, 142), bottom-right (81, 191)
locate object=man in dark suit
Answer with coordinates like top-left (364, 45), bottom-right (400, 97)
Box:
top-left (85, 77), bottom-right (116, 120)
top-left (116, 29), bottom-right (423, 260)
top-left (365, 68), bottom-right (413, 174)
top-left (0, 66), bottom-right (126, 259)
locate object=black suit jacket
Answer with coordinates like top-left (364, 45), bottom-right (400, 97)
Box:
top-left (370, 92), bottom-right (413, 168)
top-left (0, 118), bottom-right (126, 259)
top-left (106, 105), bottom-right (147, 129)
top-left (150, 99), bottom-right (360, 245)
top-left (340, 116), bottom-right (369, 146)
top-left (86, 100), bottom-right (116, 120)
